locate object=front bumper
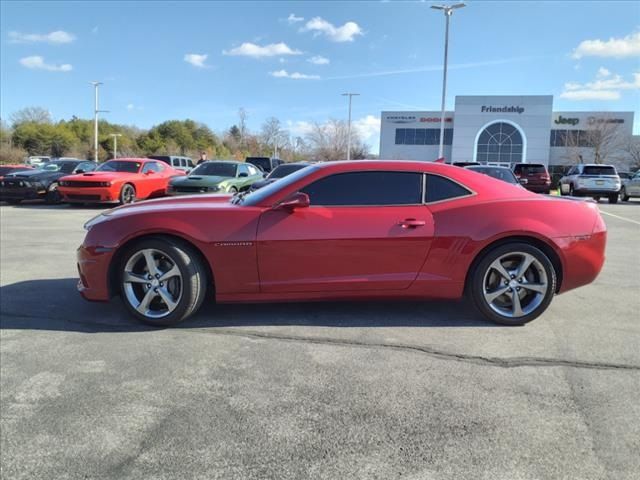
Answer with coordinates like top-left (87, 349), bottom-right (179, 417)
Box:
top-left (59, 186), bottom-right (120, 203)
top-left (0, 185), bottom-right (46, 201)
top-left (77, 244), bottom-right (114, 301)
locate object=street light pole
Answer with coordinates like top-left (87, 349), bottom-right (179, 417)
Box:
top-left (90, 81), bottom-right (108, 162)
top-left (342, 93), bottom-right (359, 161)
top-left (109, 133), bottom-right (122, 159)
top-left (431, 3), bottom-right (465, 162)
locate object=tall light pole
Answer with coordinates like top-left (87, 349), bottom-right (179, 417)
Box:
top-left (109, 133), bottom-right (122, 159)
top-left (431, 3), bottom-right (465, 162)
top-left (342, 92), bottom-right (359, 161)
top-left (90, 81), bottom-right (108, 162)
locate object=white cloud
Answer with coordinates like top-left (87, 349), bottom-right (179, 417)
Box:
top-left (270, 69), bottom-right (320, 80)
top-left (184, 53), bottom-right (209, 68)
top-left (223, 42), bottom-right (301, 58)
top-left (288, 120), bottom-right (314, 136)
top-left (308, 55), bottom-right (330, 65)
top-left (559, 90), bottom-right (621, 101)
top-left (9, 30), bottom-right (75, 44)
top-left (302, 17), bottom-right (363, 42)
top-left (19, 56), bottom-right (72, 72)
top-left (287, 13), bottom-right (304, 24)
top-left (353, 115), bottom-right (381, 141)
top-left (572, 31), bottom-right (640, 59)
top-left (560, 69), bottom-right (639, 101)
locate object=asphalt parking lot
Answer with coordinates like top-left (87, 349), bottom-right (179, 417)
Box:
top-left (1, 200), bottom-right (639, 479)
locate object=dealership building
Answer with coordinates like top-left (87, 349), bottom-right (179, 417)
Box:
top-left (379, 95), bottom-right (635, 169)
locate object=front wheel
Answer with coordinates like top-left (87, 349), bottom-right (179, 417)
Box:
top-left (45, 183), bottom-right (61, 204)
top-left (469, 243), bottom-right (557, 326)
top-left (118, 237), bottom-right (208, 326)
top-left (119, 184), bottom-right (136, 204)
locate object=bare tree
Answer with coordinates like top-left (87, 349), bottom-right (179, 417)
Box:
top-left (261, 117), bottom-right (288, 158)
top-left (623, 134), bottom-right (640, 171)
top-left (10, 106), bottom-right (52, 126)
top-left (305, 118), bottom-right (369, 161)
top-left (564, 116), bottom-right (626, 165)
top-left (238, 108), bottom-right (248, 147)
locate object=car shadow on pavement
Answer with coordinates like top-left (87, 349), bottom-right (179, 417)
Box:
top-left (0, 278), bottom-right (497, 333)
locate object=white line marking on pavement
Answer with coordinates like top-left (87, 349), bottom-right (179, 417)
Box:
top-left (600, 210), bottom-right (640, 226)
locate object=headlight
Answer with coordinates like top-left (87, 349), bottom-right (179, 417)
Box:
top-left (98, 182), bottom-right (112, 187)
top-left (84, 214), bottom-right (107, 231)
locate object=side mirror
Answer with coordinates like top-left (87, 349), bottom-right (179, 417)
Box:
top-left (75, 169), bottom-right (85, 174)
top-left (274, 192), bottom-right (310, 211)
top-left (238, 172), bottom-right (248, 178)
top-left (519, 178), bottom-right (529, 185)
top-left (145, 170), bottom-right (155, 175)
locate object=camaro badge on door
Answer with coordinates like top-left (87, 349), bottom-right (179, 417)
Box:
top-left (214, 242), bottom-right (253, 247)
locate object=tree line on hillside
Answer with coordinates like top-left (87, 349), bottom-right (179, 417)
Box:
top-left (0, 107), bottom-right (371, 165)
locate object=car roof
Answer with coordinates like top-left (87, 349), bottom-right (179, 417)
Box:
top-left (467, 165), bottom-right (511, 170)
top-left (107, 158), bottom-right (154, 163)
top-left (199, 160), bottom-right (242, 165)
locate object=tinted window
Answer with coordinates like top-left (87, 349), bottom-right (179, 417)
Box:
top-left (191, 162), bottom-right (237, 177)
top-left (142, 162), bottom-right (161, 173)
top-left (238, 164), bottom-right (250, 176)
top-left (514, 164), bottom-right (546, 175)
top-left (97, 161), bottom-right (141, 173)
top-left (76, 162), bottom-right (96, 173)
top-left (301, 171), bottom-right (422, 206)
top-left (425, 175), bottom-right (471, 203)
top-left (246, 157), bottom-right (271, 171)
top-left (58, 162), bottom-right (80, 173)
top-left (269, 164), bottom-right (308, 179)
top-left (583, 166), bottom-right (617, 176)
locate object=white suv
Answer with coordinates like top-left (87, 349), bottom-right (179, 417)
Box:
top-left (559, 164), bottom-right (621, 203)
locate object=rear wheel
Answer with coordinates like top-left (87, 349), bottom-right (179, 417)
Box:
top-left (118, 237), bottom-right (207, 326)
top-left (119, 184), bottom-right (136, 205)
top-left (608, 193), bottom-right (618, 204)
top-left (620, 187), bottom-right (629, 202)
top-left (593, 196), bottom-right (601, 202)
top-left (470, 243), bottom-right (556, 326)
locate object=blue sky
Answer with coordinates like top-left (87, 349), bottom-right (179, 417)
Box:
top-left (1, 0), bottom-right (639, 153)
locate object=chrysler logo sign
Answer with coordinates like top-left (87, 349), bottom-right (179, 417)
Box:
top-left (481, 105), bottom-right (525, 114)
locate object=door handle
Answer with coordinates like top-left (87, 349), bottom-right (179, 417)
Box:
top-left (398, 218), bottom-right (426, 229)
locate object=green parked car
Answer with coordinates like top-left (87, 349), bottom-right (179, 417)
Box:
top-left (167, 161), bottom-right (263, 195)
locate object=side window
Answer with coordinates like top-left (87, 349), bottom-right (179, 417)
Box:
top-left (247, 165), bottom-right (259, 176)
top-left (567, 166), bottom-right (576, 176)
top-left (142, 162), bottom-right (161, 173)
top-left (76, 162), bottom-right (95, 172)
top-left (301, 171), bottom-right (423, 206)
top-left (156, 162), bottom-right (165, 171)
top-left (180, 158), bottom-right (187, 167)
top-left (238, 164), bottom-right (250, 176)
top-left (425, 175), bottom-right (471, 203)
top-left (187, 159), bottom-right (194, 168)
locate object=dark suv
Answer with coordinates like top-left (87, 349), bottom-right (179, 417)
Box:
top-left (245, 157), bottom-right (283, 174)
top-left (512, 163), bottom-right (551, 194)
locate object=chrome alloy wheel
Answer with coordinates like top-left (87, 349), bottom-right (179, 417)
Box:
top-left (122, 248), bottom-right (183, 319)
top-left (481, 252), bottom-right (549, 319)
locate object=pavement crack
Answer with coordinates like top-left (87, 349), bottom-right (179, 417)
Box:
top-left (185, 327), bottom-right (640, 372)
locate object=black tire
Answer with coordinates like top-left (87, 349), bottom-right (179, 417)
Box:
top-left (119, 184), bottom-right (136, 205)
top-left (469, 242), bottom-right (557, 326)
top-left (569, 184), bottom-right (575, 196)
top-left (593, 196), bottom-right (601, 202)
top-left (620, 187), bottom-right (629, 202)
top-left (608, 194), bottom-right (618, 204)
top-left (45, 183), bottom-right (61, 204)
top-left (118, 237), bottom-right (208, 326)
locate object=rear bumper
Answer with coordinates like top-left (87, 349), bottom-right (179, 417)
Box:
top-left (524, 184), bottom-right (551, 193)
top-left (556, 231), bottom-right (607, 294)
top-left (572, 189), bottom-right (619, 196)
top-left (77, 244), bottom-right (114, 301)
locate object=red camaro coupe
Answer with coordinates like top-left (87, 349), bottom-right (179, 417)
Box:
top-left (77, 161), bottom-right (606, 326)
top-left (58, 158), bottom-right (183, 204)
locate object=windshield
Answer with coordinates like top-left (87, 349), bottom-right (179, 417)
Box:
top-left (468, 167), bottom-right (518, 184)
top-left (97, 161), bottom-right (142, 173)
top-left (268, 164), bottom-right (307, 179)
top-left (190, 162), bottom-right (237, 177)
top-left (40, 161), bottom-right (78, 173)
top-left (584, 166), bottom-right (617, 176)
top-left (238, 165), bottom-right (318, 205)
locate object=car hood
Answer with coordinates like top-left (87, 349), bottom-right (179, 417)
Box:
top-left (101, 193), bottom-right (234, 217)
top-left (5, 169), bottom-right (65, 182)
top-left (170, 175), bottom-right (231, 187)
top-left (62, 172), bottom-right (136, 182)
